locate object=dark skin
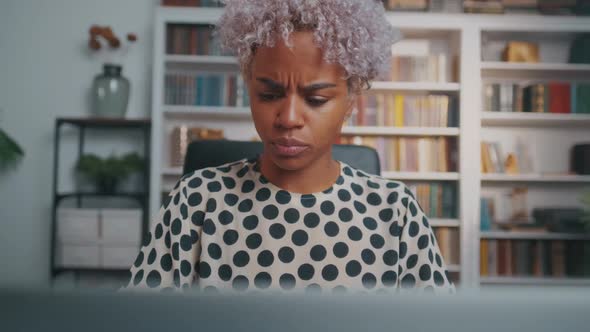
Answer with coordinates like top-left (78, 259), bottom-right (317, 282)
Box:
top-left (245, 31), bottom-right (356, 194)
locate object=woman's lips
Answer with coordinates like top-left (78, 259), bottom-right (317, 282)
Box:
top-left (271, 138), bottom-right (309, 157)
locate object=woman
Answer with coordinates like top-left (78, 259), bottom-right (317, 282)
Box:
top-left (126, 0), bottom-right (455, 294)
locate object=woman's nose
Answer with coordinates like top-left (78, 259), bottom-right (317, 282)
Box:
top-left (275, 94), bottom-right (305, 129)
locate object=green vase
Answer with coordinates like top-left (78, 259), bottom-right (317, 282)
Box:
top-left (92, 63), bottom-right (130, 118)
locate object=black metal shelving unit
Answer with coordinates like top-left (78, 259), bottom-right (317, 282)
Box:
top-left (50, 117), bottom-right (151, 281)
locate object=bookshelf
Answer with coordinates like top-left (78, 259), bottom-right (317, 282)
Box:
top-left (151, 6), bottom-right (590, 289)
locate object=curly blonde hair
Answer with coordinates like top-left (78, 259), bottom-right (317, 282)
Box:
top-left (216, 0), bottom-right (402, 93)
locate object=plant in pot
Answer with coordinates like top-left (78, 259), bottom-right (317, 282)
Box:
top-left (76, 152), bottom-right (144, 194)
top-left (0, 128), bottom-right (24, 172)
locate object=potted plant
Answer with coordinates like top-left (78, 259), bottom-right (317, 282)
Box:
top-left (76, 152), bottom-right (144, 193)
top-left (0, 128), bottom-right (24, 172)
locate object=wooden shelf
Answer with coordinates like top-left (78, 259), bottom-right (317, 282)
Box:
top-left (382, 171), bottom-right (459, 181)
top-left (429, 218), bottom-right (461, 227)
top-left (341, 126), bottom-right (459, 136)
top-left (480, 276), bottom-right (590, 286)
top-left (481, 61), bottom-right (590, 79)
top-left (164, 105), bottom-right (251, 118)
top-left (369, 81), bottom-right (460, 93)
top-left (57, 117), bottom-right (151, 128)
top-left (165, 54), bottom-right (238, 65)
top-left (480, 231), bottom-right (590, 241)
top-left (481, 173), bottom-right (590, 183)
top-left (481, 112), bottom-right (590, 127)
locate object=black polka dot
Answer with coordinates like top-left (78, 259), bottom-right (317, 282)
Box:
top-left (338, 189), bottom-right (351, 202)
top-left (238, 199), bottom-right (253, 213)
top-left (223, 229), bottom-right (239, 246)
top-left (343, 166), bottom-right (353, 176)
top-left (180, 235), bottom-right (192, 252)
top-left (292, 230), bottom-right (309, 246)
top-left (310, 245), bottom-right (327, 261)
top-left (278, 246), bottom-right (295, 263)
top-left (163, 210), bottom-right (171, 227)
top-left (298, 264), bottom-right (315, 280)
top-left (361, 249), bottom-right (376, 265)
top-left (324, 221), bottom-right (339, 237)
top-left (146, 270), bottom-right (162, 288)
top-left (255, 188), bottom-right (271, 202)
top-left (224, 193), bottom-right (239, 206)
top-left (188, 192), bottom-right (202, 207)
top-left (190, 231), bottom-right (198, 246)
top-left (191, 211), bottom-right (204, 227)
top-left (243, 215), bottom-right (259, 230)
top-left (241, 180), bottom-right (255, 193)
top-left (367, 193), bottom-right (382, 206)
top-left (233, 251), bottom-right (250, 267)
top-left (435, 253), bottom-right (442, 267)
top-left (279, 273), bottom-right (296, 290)
top-left (304, 213), bottom-right (320, 228)
top-left (383, 250), bottom-right (398, 266)
top-left (367, 180), bottom-right (380, 189)
top-left (180, 203), bottom-right (188, 219)
top-left (407, 254), bottom-right (418, 269)
top-left (347, 226), bottom-right (363, 241)
top-left (155, 224), bottom-right (163, 239)
top-left (389, 221), bottom-right (402, 237)
top-left (222, 176), bottom-right (236, 189)
top-left (276, 191), bottom-right (291, 204)
top-left (207, 181), bottom-right (222, 192)
top-left (428, 249), bottom-right (434, 264)
top-left (203, 219), bottom-right (216, 235)
top-left (301, 195), bottom-right (316, 208)
top-left (232, 275), bottom-right (249, 291)
top-left (263, 205), bottom-right (279, 219)
top-left (419, 264), bottom-right (432, 281)
top-left (206, 198), bottom-right (217, 213)
top-left (218, 210), bottom-right (234, 225)
top-left (254, 272), bottom-right (272, 289)
top-left (198, 261), bottom-right (211, 278)
top-left (409, 201), bottom-right (418, 217)
top-left (173, 270), bottom-right (180, 287)
top-left (400, 242), bottom-right (408, 259)
top-left (160, 254), bottom-right (172, 272)
top-left (236, 166), bottom-right (249, 178)
top-left (266, 224), bottom-right (285, 240)
top-left (401, 274), bottom-right (416, 288)
top-left (320, 201), bottom-right (335, 215)
top-left (202, 170), bottom-right (215, 179)
top-left (164, 231), bottom-right (171, 249)
top-left (147, 248), bottom-right (156, 265)
top-left (133, 269), bottom-right (144, 286)
top-left (208, 243), bottom-right (222, 260)
top-left (434, 271), bottom-right (445, 286)
top-left (188, 177), bottom-right (202, 188)
top-left (336, 175), bottom-right (345, 185)
top-left (172, 243), bottom-right (179, 260)
top-left (379, 208), bottom-right (394, 222)
top-left (333, 242), bottom-right (349, 258)
top-left (322, 264), bottom-right (338, 281)
top-left (351, 183), bottom-right (363, 195)
top-left (306, 283), bottom-right (321, 293)
top-left (418, 235), bottom-right (429, 249)
top-left (245, 233), bottom-right (262, 250)
top-left (171, 218), bottom-right (182, 235)
top-left (284, 208), bottom-right (300, 224)
top-left (133, 251), bottom-right (144, 268)
top-left (362, 273), bottom-right (377, 289)
top-left (173, 192), bottom-right (180, 205)
top-left (339, 208), bottom-right (353, 222)
top-left (382, 270), bottom-right (397, 287)
top-left (409, 221), bottom-right (420, 237)
top-left (257, 250), bottom-right (274, 267)
top-left (422, 216), bottom-right (430, 228)
top-left (218, 264), bottom-right (232, 281)
top-left (345, 260), bottom-right (362, 277)
top-left (370, 234), bottom-right (385, 249)
top-left (387, 191), bottom-right (399, 204)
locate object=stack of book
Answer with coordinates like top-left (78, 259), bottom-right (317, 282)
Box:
top-left (434, 227), bottom-right (461, 265)
top-left (481, 138), bottom-right (534, 174)
top-left (483, 82), bottom-right (590, 114)
top-left (166, 24), bottom-right (227, 56)
top-left (338, 136), bottom-right (457, 173)
top-left (408, 183), bottom-right (458, 218)
top-left (349, 94), bottom-right (458, 127)
top-left (480, 239), bottom-right (590, 278)
top-left (463, 0), bottom-right (504, 14)
top-left (388, 55), bottom-right (448, 82)
top-left (161, 0), bottom-right (223, 7)
top-left (165, 73), bottom-right (249, 107)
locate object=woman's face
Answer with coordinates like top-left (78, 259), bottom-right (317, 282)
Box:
top-left (246, 30), bottom-right (354, 172)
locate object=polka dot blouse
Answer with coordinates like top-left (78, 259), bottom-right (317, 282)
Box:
top-left (125, 157), bottom-right (456, 294)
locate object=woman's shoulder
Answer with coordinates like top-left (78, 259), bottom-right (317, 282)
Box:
top-left (339, 160), bottom-right (412, 198)
top-left (177, 157), bottom-right (255, 185)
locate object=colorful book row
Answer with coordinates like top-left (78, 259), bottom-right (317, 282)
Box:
top-left (408, 183), bottom-right (458, 219)
top-left (382, 55), bottom-right (448, 83)
top-left (349, 94), bottom-right (458, 127)
top-left (433, 227), bottom-right (460, 265)
top-left (161, 0), bottom-right (223, 7)
top-left (164, 73), bottom-right (249, 107)
top-left (166, 24), bottom-right (228, 56)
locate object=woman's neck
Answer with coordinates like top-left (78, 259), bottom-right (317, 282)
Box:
top-left (258, 153), bottom-right (340, 194)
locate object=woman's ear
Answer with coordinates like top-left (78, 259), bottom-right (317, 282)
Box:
top-left (344, 94), bottom-right (357, 121)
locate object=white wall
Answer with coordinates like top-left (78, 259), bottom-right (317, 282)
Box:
top-left (0, 0), bottom-right (157, 286)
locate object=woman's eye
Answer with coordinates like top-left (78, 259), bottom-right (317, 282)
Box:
top-left (258, 93), bottom-right (281, 102)
top-left (307, 98), bottom-right (328, 107)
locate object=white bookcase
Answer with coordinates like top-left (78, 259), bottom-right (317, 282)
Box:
top-left (150, 6), bottom-right (590, 288)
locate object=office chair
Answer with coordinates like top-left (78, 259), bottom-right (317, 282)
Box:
top-left (183, 139), bottom-right (381, 176)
